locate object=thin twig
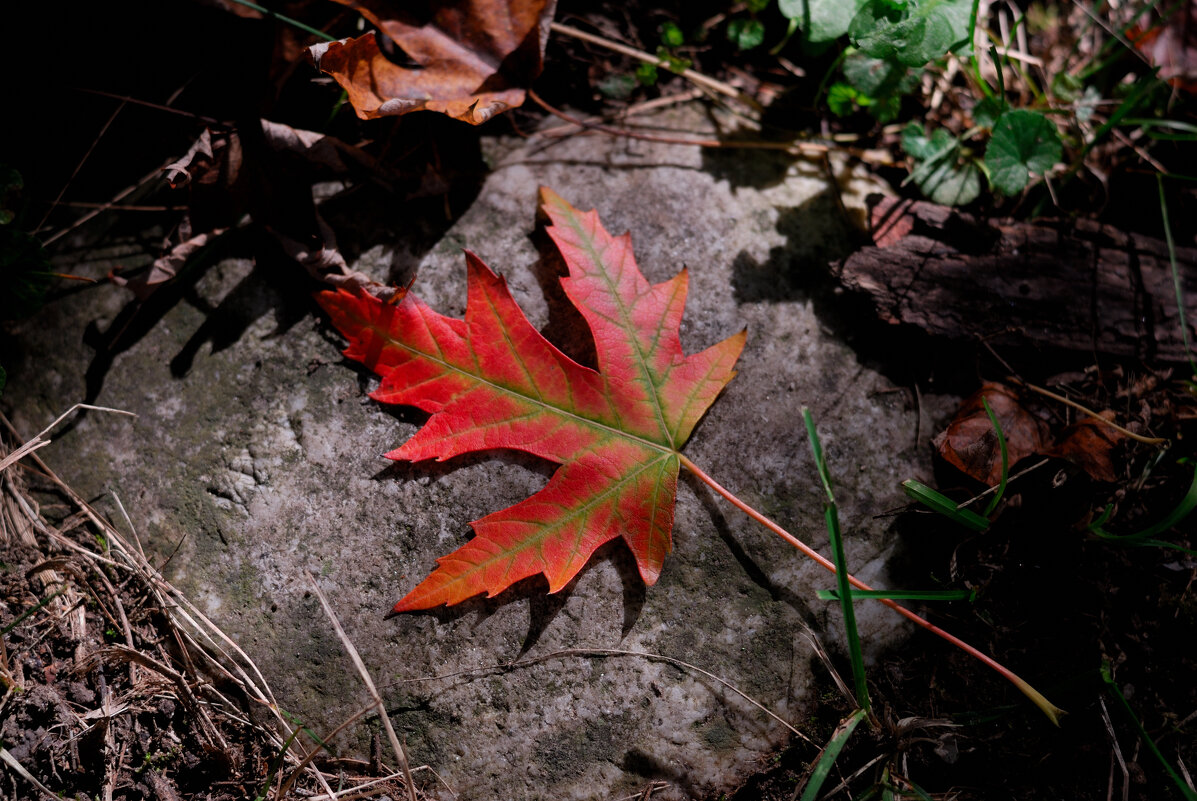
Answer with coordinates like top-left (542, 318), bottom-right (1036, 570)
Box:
top-left (42, 161), bottom-right (177, 247)
top-left (534, 88), bottom-right (705, 139)
top-left (34, 100), bottom-right (127, 234)
top-left (956, 458), bottom-right (1051, 510)
top-left (1068, 0), bottom-right (1152, 67)
top-left (679, 453), bottom-right (1065, 725)
top-left (549, 21), bottom-right (759, 109)
top-left (307, 573), bottom-right (418, 801)
top-left (0, 404), bottom-right (136, 474)
top-left (0, 746), bottom-right (59, 800)
top-left (75, 88), bottom-right (227, 127)
top-left (529, 90), bottom-right (832, 156)
top-left (390, 646), bottom-right (813, 746)
top-left (54, 201), bottom-right (173, 212)
top-left (1014, 379), bottom-right (1169, 445)
top-left (1100, 696), bottom-right (1131, 801)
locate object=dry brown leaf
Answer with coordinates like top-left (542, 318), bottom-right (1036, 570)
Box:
top-left (1047, 413), bottom-right (1126, 483)
top-left (308, 0), bottom-right (557, 124)
top-left (110, 229), bottom-right (226, 301)
top-left (1130, 0), bottom-right (1197, 93)
top-left (117, 120), bottom-right (396, 301)
top-left (933, 382), bottom-right (1051, 485)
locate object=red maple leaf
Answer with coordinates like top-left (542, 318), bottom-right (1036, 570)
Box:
top-left (317, 187), bottom-right (745, 612)
top-left (318, 187), bottom-right (1062, 724)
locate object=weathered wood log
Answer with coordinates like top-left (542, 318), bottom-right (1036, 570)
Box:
top-left (831, 196), bottom-right (1197, 364)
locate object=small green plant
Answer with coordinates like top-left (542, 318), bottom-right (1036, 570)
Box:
top-left (901, 123), bottom-right (984, 205)
top-left (828, 50), bottom-right (921, 121)
top-left (635, 22), bottom-right (693, 86)
top-left (779, 0), bottom-right (1103, 204)
top-left (847, 0), bottom-right (973, 67)
top-left (984, 109), bottom-right (1063, 195)
top-left (779, 0), bottom-right (869, 46)
top-left (728, 0), bottom-right (769, 51)
top-left (899, 107), bottom-right (1062, 204)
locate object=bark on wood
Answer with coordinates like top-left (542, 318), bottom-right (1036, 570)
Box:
top-left (831, 196), bottom-right (1197, 364)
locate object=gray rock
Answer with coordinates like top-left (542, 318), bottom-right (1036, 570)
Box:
top-left (4, 104), bottom-right (937, 800)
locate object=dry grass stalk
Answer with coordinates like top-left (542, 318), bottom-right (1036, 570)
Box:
top-left (0, 410), bottom-right (417, 799)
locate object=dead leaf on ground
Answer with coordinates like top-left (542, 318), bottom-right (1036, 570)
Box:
top-left (308, 0), bottom-right (557, 123)
top-left (110, 229), bottom-right (226, 302)
top-left (933, 382), bottom-right (1050, 485)
top-left (1130, 0), bottom-right (1197, 93)
top-left (118, 120), bottom-right (397, 301)
top-left (1047, 413), bottom-right (1126, 483)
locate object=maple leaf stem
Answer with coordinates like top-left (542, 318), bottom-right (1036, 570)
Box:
top-left (677, 454), bottom-right (1065, 726)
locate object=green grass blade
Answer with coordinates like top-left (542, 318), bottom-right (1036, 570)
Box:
top-left (276, 706), bottom-right (329, 750)
top-left (1083, 73), bottom-right (1160, 156)
top-left (817, 588), bottom-right (976, 601)
top-left (902, 479), bottom-right (991, 532)
top-left (1091, 460), bottom-right (1197, 550)
top-left (804, 408), bottom-right (870, 716)
top-left (254, 725), bottom-right (306, 801)
top-left (1102, 662), bottom-right (1197, 801)
top-left (225, 0), bottom-right (337, 42)
top-left (981, 397), bottom-right (1009, 516)
top-left (803, 407), bottom-right (835, 504)
top-left (1123, 119), bottom-right (1197, 134)
top-left (1, 587), bottom-right (66, 636)
top-left (798, 708), bottom-right (869, 801)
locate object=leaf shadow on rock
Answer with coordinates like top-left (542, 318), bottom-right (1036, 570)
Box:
top-left (525, 225), bottom-right (598, 369)
top-left (317, 117), bottom-right (487, 286)
top-left (731, 189), bottom-right (865, 305)
top-left (698, 116), bottom-right (807, 191)
top-left (169, 233), bottom-right (314, 378)
top-left (730, 189), bottom-right (984, 392)
top-left (681, 471), bottom-right (815, 620)
top-left (76, 229), bottom-right (254, 420)
top-left (77, 227), bottom-right (321, 436)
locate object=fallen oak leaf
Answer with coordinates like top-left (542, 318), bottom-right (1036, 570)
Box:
top-left (318, 188), bottom-right (1064, 724)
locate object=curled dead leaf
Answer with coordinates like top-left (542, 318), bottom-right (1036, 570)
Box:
top-left (309, 0), bottom-right (557, 123)
top-left (110, 229), bottom-right (226, 302)
top-left (121, 119), bottom-right (401, 302)
top-left (933, 382), bottom-right (1050, 485)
